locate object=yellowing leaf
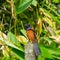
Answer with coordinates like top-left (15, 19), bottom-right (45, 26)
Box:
top-left (37, 18), bottom-right (42, 34)
top-left (0, 31), bottom-right (9, 42)
top-left (16, 36), bottom-right (28, 44)
top-left (55, 30), bottom-right (60, 35)
top-left (39, 8), bottom-right (51, 18)
top-left (43, 17), bottom-right (53, 27)
top-left (52, 22), bottom-right (56, 30)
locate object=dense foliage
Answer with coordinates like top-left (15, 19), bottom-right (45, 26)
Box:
top-left (0, 0), bottom-right (60, 60)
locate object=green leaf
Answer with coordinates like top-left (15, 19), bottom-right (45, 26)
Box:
top-left (0, 37), bottom-right (23, 52)
top-left (53, 0), bottom-right (60, 3)
top-left (7, 32), bottom-right (20, 46)
top-left (53, 54), bottom-right (60, 59)
top-left (7, 42), bottom-right (24, 52)
top-left (48, 48), bottom-right (60, 59)
top-left (11, 47), bottom-right (24, 60)
top-left (14, 0), bottom-right (24, 7)
top-left (47, 47), bottom-right (60, 55)
top-left (32, 0), bottom-right (37, 6)
top-left (43, 8), bottom-right (60, 25)
top-left (40, 45), bottom-right (53, 59)
top-left (15, 0), bottom-right (32, 14)
top-left (38, 55), bottom-right (43, 60)
top-left (14, 0), bottom-right (23, 4)
top-left (40, 45), bottom-right (60, 59)
top-left (7, 32), bottom-right (24, 51)
top-left (0, 33), bottom-right (24, 60)
top-left (20, 29), bottom-right (27, 37)
top-left (2, 56), bottom-right (10, 60)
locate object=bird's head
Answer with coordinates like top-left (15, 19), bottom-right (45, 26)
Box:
top-left (25, 24), bottom-right (32, 30)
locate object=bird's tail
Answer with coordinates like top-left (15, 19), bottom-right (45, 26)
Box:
top-left (33, 43), bottom-right (41, 56)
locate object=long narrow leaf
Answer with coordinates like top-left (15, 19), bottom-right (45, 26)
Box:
top-left (11, 47), bottom-right (24, 60)
top-left (43, 8), bottom-right (60, 25)
top-left (15, 0), bottom-right (32, 14)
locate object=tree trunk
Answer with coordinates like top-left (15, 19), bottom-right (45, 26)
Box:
top-left (25, 43), bottom-right (36, 60)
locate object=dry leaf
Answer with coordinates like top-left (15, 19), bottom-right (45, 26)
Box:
top-left (50, 36), bottom-right (60, 44)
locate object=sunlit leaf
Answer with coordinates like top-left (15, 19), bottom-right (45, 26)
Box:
top-left (37, 18), bottom-right (42, 34)
top-left (0, 31), bottom-right (24, 60)
top-left (7, 32), bottom-right (20, 46)
top-left (53, 55), bottom-right (60, 59)
top-left (40, 45), bottom-right (53, 59)
top-left (0, 31), bottom-right (24, 52)
top-left (50, 36), bottom-right (60, 44)
top-left (15, 0), bottom-right (32, 14)
top-left (40, 45), bottom-right (60, 59)
top-left (20, 29), bottom-right (27, 37)
top-left (16, 35), bottom-right (28, 44)
top-left (43, 8), bottom-right (60, 25)
top-left (32, 0), bottom-right (37, 6)
top-left (47, 47), bottom-right (60, 55)
top-left (38, 55), bottom-right (43, 60)
top-left (43, 17), bottom-right (53, 27)
top-left (53, 0), bottom-right (60, 3)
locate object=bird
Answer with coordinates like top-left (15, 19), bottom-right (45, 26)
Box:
top-left (25, 24), bottom-right (41, 57)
